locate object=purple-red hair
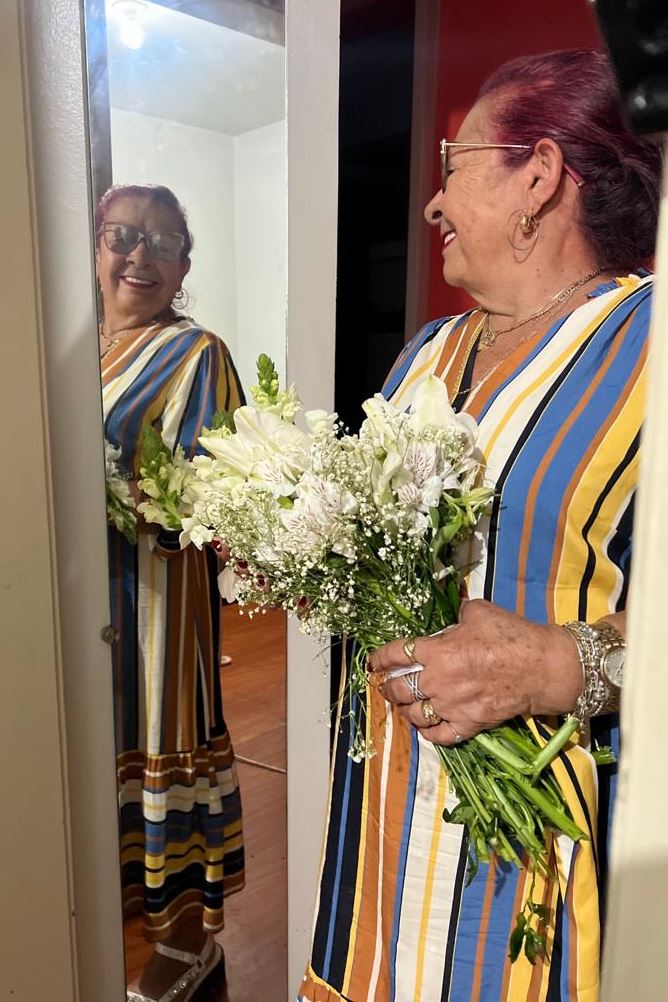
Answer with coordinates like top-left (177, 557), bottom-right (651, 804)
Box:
top-left (94, 183), bottom-right (193, 258)
top-left (479, 49), bottom-right (663, 272)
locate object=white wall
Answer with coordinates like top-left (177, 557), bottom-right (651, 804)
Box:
top-left (110, 108), bottom-right (239, 359)
top-left (233, 119), bottom-right (287, 392)
top-left (109, 109), bottom-right (286, 397)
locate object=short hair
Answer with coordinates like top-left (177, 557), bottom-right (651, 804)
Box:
top-left (94, 183), bottom-right (193, 258)
top-left (479, 49), bottom-right (663, 272)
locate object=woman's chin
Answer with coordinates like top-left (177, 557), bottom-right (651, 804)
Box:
top-left (441, 261), bottom-right (468, 290)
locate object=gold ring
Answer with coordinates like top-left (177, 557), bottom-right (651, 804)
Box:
top-left (420, 699), bottom-right (442, 726)
top-left (403, 636), bottom-right (417, 661)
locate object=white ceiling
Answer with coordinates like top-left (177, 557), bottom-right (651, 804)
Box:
top-left (105, 0), bottom-right (285, 135)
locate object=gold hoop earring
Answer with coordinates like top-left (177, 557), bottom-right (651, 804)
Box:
top-left (519, 210), bottom-right (539, 236)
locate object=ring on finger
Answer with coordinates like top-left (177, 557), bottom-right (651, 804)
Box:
top-left (420, 699), bottom-right (442, 726)
top-left (403, 672), bottom-right (427, 701)
top-left (402, 636), bottom-right (418, 661)
top-left (444, 719), bottom-right (464, 744)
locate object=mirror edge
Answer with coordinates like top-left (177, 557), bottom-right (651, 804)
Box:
top-left (21, 0), bottom-right (126, 998)
top-left (285, 0), bottom-right (340, 990)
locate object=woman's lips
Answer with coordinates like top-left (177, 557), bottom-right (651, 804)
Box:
top-left (119, 274), bottom-right (158, 290)
top-left (441, 231), bottom-right (457, 255)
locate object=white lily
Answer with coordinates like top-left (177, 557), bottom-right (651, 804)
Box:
top-left (179, 516), bottom-right (215, 550)
top-left (408, 374), bottom-right (479, 449)
top-left (200, 406), bottom-right (310, 486)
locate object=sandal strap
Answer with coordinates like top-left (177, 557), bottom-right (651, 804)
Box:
top-left (153, 943), bottom-right (201, 966)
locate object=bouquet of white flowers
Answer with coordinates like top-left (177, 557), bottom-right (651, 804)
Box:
top-left (136, 355), bottom-right (612, 964)
top-left (104, 440), bottom-right (137, 544)
top-left (180, 356), bottom-right (491, 746)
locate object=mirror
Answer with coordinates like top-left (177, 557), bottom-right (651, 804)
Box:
top-left (83, 1), bottom-right (287, 998)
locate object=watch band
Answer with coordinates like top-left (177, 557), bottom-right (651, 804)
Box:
top-left (562, 620), bottom-right (624, 723)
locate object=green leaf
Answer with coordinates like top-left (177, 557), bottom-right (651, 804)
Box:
top-left (524, 928), bottom-right (538, 965)
top-left (140, 424), bottom-right (173, 473)
top-left (429, 507), bottom-right (440, 529)
top-left (508, 914), bottom-right (527, 963)
top-left (591, 744), bottom-right (617, 766)
top-left (524, 928), bottom-right (547, 965)
top-left (276, 496), bottom-right (294, 510)
top-left (210, 409), bottom-right (236, 433)
top-left (528, 902), bottom-right (550, 922)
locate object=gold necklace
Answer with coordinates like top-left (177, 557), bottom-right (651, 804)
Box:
top-left (479, 268), bottom-right (604, 350)
top-left (99, 325), bottom-right (139, 359)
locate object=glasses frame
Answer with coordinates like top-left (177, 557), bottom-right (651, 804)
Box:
top-left (439, 139), bottom-right (586, 192)
top-left (101, 222), bottom-right (186, 261)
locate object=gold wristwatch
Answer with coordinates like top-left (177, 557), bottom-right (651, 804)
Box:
top-left (562, 619), bottom-right (625, 721)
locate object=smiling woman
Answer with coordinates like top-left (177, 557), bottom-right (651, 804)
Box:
top-left (97, 182), bottom-right (246, 1002)
top-left (96, 184), bottom-right (192, 344)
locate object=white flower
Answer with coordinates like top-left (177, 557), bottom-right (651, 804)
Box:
top-left (138, 499), bottom-right (170, 528)
top-left (305, 409), bottom-right (337, 435)
top-left (179, 516), bottom-right (215, 549)
top-left (280, 473), bottom-right (358, 559)
top-left (408, 374), bottom-right (479, 450)
top-left (200, 406), bottom-right (309, 492)
top-left (217, 565), bottom-right (241, 603)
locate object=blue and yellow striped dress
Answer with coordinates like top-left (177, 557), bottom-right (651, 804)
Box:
top-left (299, 274), bottom-right (652, 1002)
top-left (102, 318), bottom-right (245, 941)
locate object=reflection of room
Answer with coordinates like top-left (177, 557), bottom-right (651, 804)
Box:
top-left (105, 0), bottom-right (286, 392)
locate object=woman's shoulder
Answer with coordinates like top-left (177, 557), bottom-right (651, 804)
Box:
top-left (383, 311), bottom-right (477, 394)
top-left (160, 317), bottom-right (233, 356)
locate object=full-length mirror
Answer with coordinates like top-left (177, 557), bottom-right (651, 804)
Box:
top-left (83, 1), bottom-right (287, 998)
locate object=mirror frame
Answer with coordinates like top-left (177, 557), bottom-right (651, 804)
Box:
top-left (19, 0), bottom-right (339, 996)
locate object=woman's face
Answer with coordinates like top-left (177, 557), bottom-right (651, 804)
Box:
top-left (96, 195), bottom-right (191, 328)
top-left (424, 97), bottom-right (527, 301)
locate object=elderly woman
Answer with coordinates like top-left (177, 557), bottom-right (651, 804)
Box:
top-left (98, 184), bottom-right (244, 1002)
top-left (299, 50), bottom-right (661, 1002)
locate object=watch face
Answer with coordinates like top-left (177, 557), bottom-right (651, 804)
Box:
top-left (603, 648), bottom-right (625, 687)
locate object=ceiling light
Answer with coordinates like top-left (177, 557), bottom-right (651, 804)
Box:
top-left (111, 0), bottom-right (148, 50)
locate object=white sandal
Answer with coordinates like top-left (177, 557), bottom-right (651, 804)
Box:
top-left (127, 936), bottom-right (222, 1002)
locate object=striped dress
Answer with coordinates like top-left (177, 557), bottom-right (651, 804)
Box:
top-left (102, 318), bottom-right (245, 941)
top-left (299, 274), bottom-right (652, 1002)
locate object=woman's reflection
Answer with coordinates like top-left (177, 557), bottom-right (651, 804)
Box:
top-left (97, 183), bottom-right (244, 1002)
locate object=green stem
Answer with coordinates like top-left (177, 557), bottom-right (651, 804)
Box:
top-left (530, 716), bottom-right (580, 779)
top-left (473, 732), bottom-right (533, 775)
top-left (435, 746), bottom-right (492, 825)
top-left (508, 776), bottom-right (585, 842)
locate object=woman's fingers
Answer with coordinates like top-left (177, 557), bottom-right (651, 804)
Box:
top-left (396, 702), bottom-right (476, 745)
top-left (374, 671), bottom-right (425, 706)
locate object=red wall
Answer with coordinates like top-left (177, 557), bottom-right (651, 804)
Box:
top-left (426, 0), bottom-right (603, 320)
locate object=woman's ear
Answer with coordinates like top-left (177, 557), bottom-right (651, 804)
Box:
top-left (526, 138), bottom-right (565, 211)
top-left (180, 257), bottom-right (192, 281)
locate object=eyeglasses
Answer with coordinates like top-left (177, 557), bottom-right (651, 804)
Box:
top-left (439, 139), bottom-right (586, 192)
top-left (101, 222), bottom-right (186, 261)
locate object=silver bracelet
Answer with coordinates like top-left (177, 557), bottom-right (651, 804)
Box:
top-left (562, 620), bottom-right (621, 723)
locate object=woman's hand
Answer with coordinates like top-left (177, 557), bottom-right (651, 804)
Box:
top-left (368, 599), bottom-right (583, 746)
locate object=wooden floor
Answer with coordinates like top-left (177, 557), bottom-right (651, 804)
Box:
top-left (124, 606), bottom-right (288, 1001)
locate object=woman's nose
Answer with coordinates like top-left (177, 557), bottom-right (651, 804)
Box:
top-left (128, 237), bottom-right (151, 265)
top-left (424, 190), bottom-right (444, 226)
